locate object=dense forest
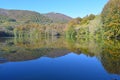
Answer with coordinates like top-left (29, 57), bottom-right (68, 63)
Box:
top-left (0, 8), bottom-right (71, 37)
top-left (101, 0), bottom-right (120, 39)
top-left (66, 0), bottom-right (120, 39)
top-left (0, 0), bottom-right (120, 39)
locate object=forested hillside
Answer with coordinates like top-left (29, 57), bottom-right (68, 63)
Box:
top-left (0, 8), bottom-right (72, 37)
top-left (44, 12), bottom-right (72, 23)
top-left (0, 8), bottom-right (53, 24)
top-left (0, 0), bottom-right (120, 39)
top-left (66, 0), bottom-right (120, 39)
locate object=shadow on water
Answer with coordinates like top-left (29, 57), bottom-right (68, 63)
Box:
top-left (0, 37), bottom-right (120, 77)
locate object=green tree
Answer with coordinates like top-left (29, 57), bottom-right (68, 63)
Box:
top-left (101, 0), bottom-right (120, 39)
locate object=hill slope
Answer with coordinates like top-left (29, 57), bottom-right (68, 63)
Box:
top-left (0, 8), bottom-right (53, 24)
top-left (0, 8), bottom-right (72, 24)
top-left (44, 12), bottom-right (72, 23)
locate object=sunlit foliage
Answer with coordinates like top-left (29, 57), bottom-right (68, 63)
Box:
top-left (101, 0), bottom-right (120, 39)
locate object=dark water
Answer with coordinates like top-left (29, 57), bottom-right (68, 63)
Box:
top-left (0, 37), bottom-right (120, 80)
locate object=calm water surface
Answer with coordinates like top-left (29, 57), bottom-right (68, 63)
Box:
top-left (0, 37), bottom-right (120, 80)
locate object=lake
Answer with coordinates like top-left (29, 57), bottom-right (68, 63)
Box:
top-left (0, 37), bottom-right (120, 80)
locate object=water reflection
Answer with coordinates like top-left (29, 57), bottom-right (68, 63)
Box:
top-left (0, 37), bottom-right (120, 77)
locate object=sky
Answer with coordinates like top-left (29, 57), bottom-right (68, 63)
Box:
top-left (0, 0), bottom-right (108, 18)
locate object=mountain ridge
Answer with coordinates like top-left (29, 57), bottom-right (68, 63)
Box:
top-left (0, 8), bottom-right (72, 24)
top-left (43, 12), bottom-right (72, 23)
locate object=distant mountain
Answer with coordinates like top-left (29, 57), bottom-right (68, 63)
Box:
top-left (0, 8), bottom-right (72, 24)
top-left (43, 12), bottom-right (72, 23)
top-left (0, 8), bottom-right (53, 24)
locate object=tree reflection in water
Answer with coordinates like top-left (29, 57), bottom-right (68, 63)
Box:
top-left (0, 37), bottom-right (120, 75)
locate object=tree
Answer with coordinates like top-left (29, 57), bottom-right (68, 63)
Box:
top-left (101, 0), bottom-right (120, 39)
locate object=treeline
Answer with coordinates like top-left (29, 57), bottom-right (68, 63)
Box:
top-left (14, 23), bottom-right (66, 38)
top-left (1, 0), bottom-right (120, 39)
top-left (65, 14), bottom-right (98, 39)
top-left (0, 20), bottom-right (66, 38)
top-left (66, 0), bottom-right (120, 39)
top-left (0, 8), bottom-right (72, 37)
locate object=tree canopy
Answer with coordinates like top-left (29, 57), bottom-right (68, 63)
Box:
top-left (101, 0), bottom-right (120, 38)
